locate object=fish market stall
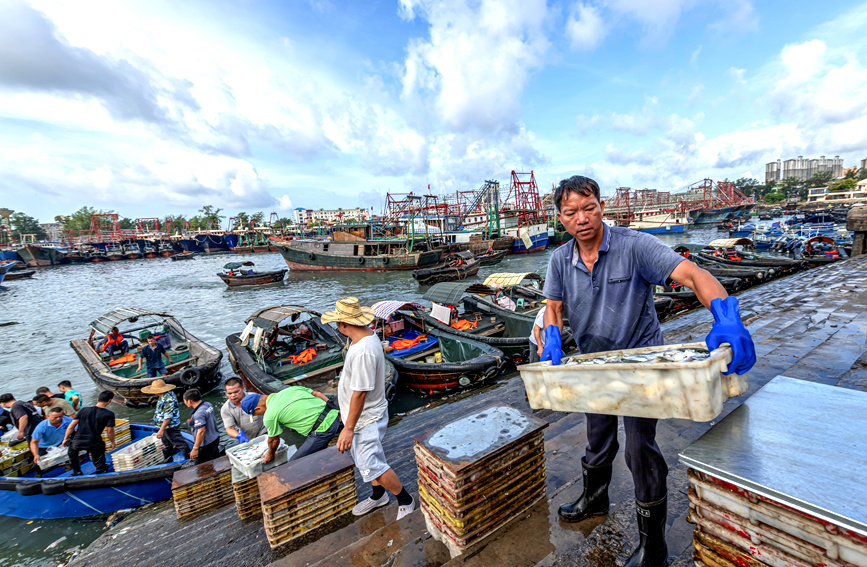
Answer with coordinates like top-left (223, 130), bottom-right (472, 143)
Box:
top-left (681, 376), bottom-right (867, 567)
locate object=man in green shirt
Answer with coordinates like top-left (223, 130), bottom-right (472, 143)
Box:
top-left (241, 387), bottom-right (340, 464)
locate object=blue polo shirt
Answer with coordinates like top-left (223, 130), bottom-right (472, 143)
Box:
top-left (543, 224), bottom-right (685, 354)
top-left (31, 416), bottom-right (73, 448)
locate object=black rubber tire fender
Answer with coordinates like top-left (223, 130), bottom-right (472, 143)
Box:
top-left (307, 252), bottom-right (315, 261)
top-left (484, 365), bottom-right (500, 381)
top-left (16, 482), bottom-right (42, 496)
top-left (41, 479), bottom-right (67, 495)
top-left (357, 256), bottom-right (365, 265)
top-left (384, 381), bottom-right (396, 402)
top-left (180, 367), bottom-right (201, 387)
top-left (382, 256), bottom-right (389, 265)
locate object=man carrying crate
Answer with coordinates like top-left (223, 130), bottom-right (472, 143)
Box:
top-left (541, 176), bottom-right (756, 567)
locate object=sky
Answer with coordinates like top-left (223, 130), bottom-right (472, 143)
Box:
top-left (1, 0), bottom-right (866, 223)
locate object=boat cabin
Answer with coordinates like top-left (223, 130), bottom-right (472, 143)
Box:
top-left (223, 261), bottom-right (256, 276)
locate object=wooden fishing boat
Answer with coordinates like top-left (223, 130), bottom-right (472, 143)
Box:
top-left (413, 251), bottom-right (480, 285)
top-left (2, 269), bottom-right (35, 280)
top-left (70, 308), bottom-right (222, 407)
top-left (371, 301), bottom-right (507, 395)
top-left (122, 243), bottom-right (142, 260)
top-left (272, 223), bottom-right (441, 272)
top-left (800, 236), bottom-right (845, 265)
top-left (700, 238), bottom-right (807, 273)
top-left (474, 249), bottom-right (508, 265)
top-left (225, 305), bottom-right (397, 399)
top-left (673, 244), bottom-right (768, 283)
top-left (142, 242), bottom-right (159, 258)
top-left (18, 244), bottom-right (67, 267)
top-left (105, 243), bottom-right (124, 261)
top-left (217, 261), bottom-right (286, 287)
top-left (170, 252), bottom-right (195, 261)
top-left (461, 273), bottom-right (547, 338)
top-left (0, 424), bottom-right (194, 519)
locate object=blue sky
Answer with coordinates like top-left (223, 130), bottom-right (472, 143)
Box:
top-left (1, 0), bottom-right (866, 223)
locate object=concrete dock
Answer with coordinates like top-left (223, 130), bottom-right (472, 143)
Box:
top-left (70, 254), bottom-right (867, 567)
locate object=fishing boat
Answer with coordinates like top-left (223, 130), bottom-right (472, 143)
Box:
top-left (105, 243), bottom-right (124, 261)
top-left (1, 269), bottom-right (35, 281)
top-left (218, 261), bottom-right (286, 287)
top-left (437, 232), bottom-right (514, 255)
top-left (225, 305), bottom-right (398, 399)
top-left (371, 301), bottom-right (507, 395)
top-left (0, 424), bottom-right (194, 519)
top-left (412, 251), bottom-right (480, 286)
top-left (122, 243), bottom-right (142, 260)
top-left (18, 244), bottom-right (67, 267)
top-left (800, 236), bottom-right (845, 265)
top-left (170, 252), bottom-right (195, 261)
top-left (272, 223), bottom-right (441, 272)
top-left (70, 308), bottom-right (222, 407)
top-left (673, 244), bottom-right (768, 284)
top-left (196, 232), bottom-right (231, 254)
top-left (142, 242), bottom-right (159, 258)
top-left (701, 238), bottom-right (807, 273)
top-left (84, 244), bottom-right (106, 262)
top-left (474, 249), bottom-right (508, 265)
top-left (461, 273), bottom-right (547, 340)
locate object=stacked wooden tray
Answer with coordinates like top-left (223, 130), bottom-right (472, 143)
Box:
top-left (258, 447), bottom-right (356, 549)
top-left (228, 439), bottom-right (293, 520)
top-left (232, 470), bottom-right (261, 520)
top-left (171, 456), bottom-right (234, 522)
top-left (414, 402), bottom-right (549, 558)
top-left (103, 419), bottom-right (131, 449)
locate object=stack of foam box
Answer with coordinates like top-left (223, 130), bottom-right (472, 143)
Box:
top-left (415, 402), bottom-right (549, 558)
top-left (258, 446), bottom-right (356, 549)
top-left (111, 435), bottom-right (164, 472)
top-left (171, 456), bottom-right (234, 522)
top-left (688, 469), bottom-right (867, 567)
top-left (103, 419), bottom-right (131, 450)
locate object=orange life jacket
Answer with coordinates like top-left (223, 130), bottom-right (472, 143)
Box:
top-left (100, 333), bottom-right (125, 352)
top-left (451, 319), bottom-right (477, 331)
top-left (286, 348), bottom-right (317, 365)
top-left (108, 353), bottom-right (137, 366)
top-left (391, 335), bottom-right (429, 350)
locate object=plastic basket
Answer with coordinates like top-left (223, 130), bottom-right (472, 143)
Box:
top-left (517, 342), bottom-right (747, 421)
top-left (226, 435), bottom-right (293, 479)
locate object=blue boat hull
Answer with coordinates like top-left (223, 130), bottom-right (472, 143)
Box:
top-left (0, 425), bottom-right (193, 519)
top-left (0, 251), bottom-right (21, 262)
top-left (695, 206), bottom-right (736, 225)
top-left (196, 235), bottom-right (230, 254)
top-left (176, 239), bottom-right (204, 253)
top-left (635, 224), bottom-right (688, 234)
top-left (510, 232), bottom-right (549, 253)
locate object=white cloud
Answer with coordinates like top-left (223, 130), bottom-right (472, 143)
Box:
top-left (278, 195), bottom-right (293, 211)
top-left (567, 4), bottom-right (607, 51)
top-left (690, 45), bottom-right (702, 64)
top-left (610, 97), bottom-right (658, 134)
top-left (686, 84), bottom-right (704, 105)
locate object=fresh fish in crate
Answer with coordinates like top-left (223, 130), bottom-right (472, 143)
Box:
top-left (232, 441), bottom-right (270, 465)
top-left (565, 348), bottom-right (710, 366)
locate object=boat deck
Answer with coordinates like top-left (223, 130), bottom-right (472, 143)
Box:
top-left (71, 253), bottom-right (867, 567)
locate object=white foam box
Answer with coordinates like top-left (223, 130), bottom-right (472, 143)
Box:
top-left (226, 435), bottom-right (294, 479)
top-left (517, 342), bottom-right (747, 421)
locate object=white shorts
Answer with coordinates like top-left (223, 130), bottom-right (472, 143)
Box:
top-left (349, 412), bottom-right (390, 483)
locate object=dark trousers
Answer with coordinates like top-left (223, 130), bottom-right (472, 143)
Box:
top-left (106, 341), bottom-right (129, 357)
top-left (585, 413), bottom-right (668, 502)
top-left (195, 438), bottom-right (220, 465)
top-left (69, 442), bottom-right (108, 475)
top-left (161, 427), bottom-right (189, 461)
top-left (291, 412), bottom-right (341, 462)
top-left (529, 347), bottom-right (541, 363)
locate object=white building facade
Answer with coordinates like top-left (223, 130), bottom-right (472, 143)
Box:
top-left (765, 155), bottom-right (844, 184)
top-left (292, 207), bottom-right (370, 224)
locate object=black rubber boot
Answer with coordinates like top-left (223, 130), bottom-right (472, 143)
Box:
top-left (624, 495), bottom-right (670, 567)
top-left (558, 457), bottom-right (612, 522)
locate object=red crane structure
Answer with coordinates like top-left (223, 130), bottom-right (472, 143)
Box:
top-left (505, 171), bottom-right (545, 226)
top-left (135, 218), bottom-right (161, 234)
top-left (89, 214), bottom-right (121, 242)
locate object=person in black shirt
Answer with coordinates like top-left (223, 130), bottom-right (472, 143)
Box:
top-left (63, 390), bottom-right (116, 476)
top-left (136, 334), bottom-right (173, 377)
top-left (0, 393), bottom-right (43, 440)
top-left (36, 387), bottom-right (66, 401)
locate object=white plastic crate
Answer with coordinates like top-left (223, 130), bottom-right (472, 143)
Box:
top-left (226, 435), bottom-right (294, 479)
top-left (111, 435), bottom-right (165, 472)
top-left (517, 342), bottom-right (747, 421)
top-left (37, 446), bottom-right (70, 470)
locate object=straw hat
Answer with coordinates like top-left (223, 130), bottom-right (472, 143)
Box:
top-left (321, 297), bottom-right (375, 326)
top-left (141, 379), bottom-right (177, 395)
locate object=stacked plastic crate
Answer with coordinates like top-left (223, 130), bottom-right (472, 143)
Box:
top-left (103, 419), bottom-right (131, 449)
top-left (414, 403), bottom-right (549, 558)
top-left (171, 456), bottom-right (234, 522)
top-left (258, 446), bottom-right (356, 549)
top-left (111, 435), bottom-right (164, 472)
top-left (225, 435), bottom-right (293, 520)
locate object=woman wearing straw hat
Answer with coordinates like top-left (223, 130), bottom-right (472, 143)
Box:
top-left (141, 379), bottom-right (189, 461)
top-left (321, 297), bottom-right (415, 521)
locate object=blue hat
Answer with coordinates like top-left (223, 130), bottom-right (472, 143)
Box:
top-left (240, 393), bottom-right (261, 415)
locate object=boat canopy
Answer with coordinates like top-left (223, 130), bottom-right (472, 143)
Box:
top-left (672, 243), bottom-right (709, 254)
top-left (483, 272), bottom-right (543, 288)
top-left (708, 238), bottom-right (755, 248)
top-left (90, 308), bottom-right (171, 335)
top-left (804, 236), bottom-right (836, 245)
top-left (371, 301), bottom-right (426, 321)
top-left (223, 261), bottom-right (254, 269)
top-left (450, 251), bottom-right (475, 261)
top-left (423, 282), bottom-right (497, 305)
top-left (244, 305), bottom-right (321, 331)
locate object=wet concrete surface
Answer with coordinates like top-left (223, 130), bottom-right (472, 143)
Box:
top-left (71, 254), bottom-right (867, 567)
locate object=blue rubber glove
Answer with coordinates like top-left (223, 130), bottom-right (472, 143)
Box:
top-left (540, 326), bottom-right (562, 366)
top-left (236, 431), bottom-right (249, 445)
top-left (706, 297), bottom-right (756, 375)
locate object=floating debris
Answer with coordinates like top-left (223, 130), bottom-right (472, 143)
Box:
top-left (564, 347), bottom-right (711, 366)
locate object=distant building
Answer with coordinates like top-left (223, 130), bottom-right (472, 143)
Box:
top-left (292, 207), bottom-right (369, 224)
top-left (861, 157), bottom-right (866, 171)
top-left (39, 221), bottom-right (65, 240)
top-left (765, 155), bottom-right (843, 184)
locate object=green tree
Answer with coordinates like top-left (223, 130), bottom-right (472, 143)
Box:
top-left (764, 192), bottom-right (786, 204)
top-left (250, 212), bottom-right (265, 226)
top-left (778, 177), bottom-right (802, 199)
top-left (10, 212), bottom-right (47, 240)
top-left (860, 167), bottom-right (867, 180)
top-left (829, 178), bottom-right (857, 193)
top-left (845, 168), bottom-right (858, 180)
top-left (734, 177), bottom-right (760, 197)
top-left (198, 205), bottom-right (224, 229)
top-left (164, 215), bottom-right (187, 234)
top-left (234, 212), bottom-right (249, 229)
top-left (807, 170), bottom-right (834, 187)
top-left (118, 217), bottom-right (134, 230)
top-left (59, 206), bottom-right (99, 236)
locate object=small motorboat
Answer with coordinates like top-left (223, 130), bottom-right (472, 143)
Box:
top-left (0, 423), bottom-right (195, 519)
top-left (372, 301), bottom-right (507, 395)
top-left (218, 261), bottom-right (286, 287)
top-left (474, 249), bottom-right (508, 265)
top-left (170, 252), bottom-right (196, 261)
top-left (70, 308), bottom-right (222, 406)
top-left (2, 269), bottom-right (35, 281)
top-left (413, 251), bottom-right (481, 286)
top-left (226, 305), bottom-right (397, 399)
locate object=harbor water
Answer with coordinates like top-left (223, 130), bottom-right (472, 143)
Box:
top-left (0, 223), bottom-right (764, 566)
